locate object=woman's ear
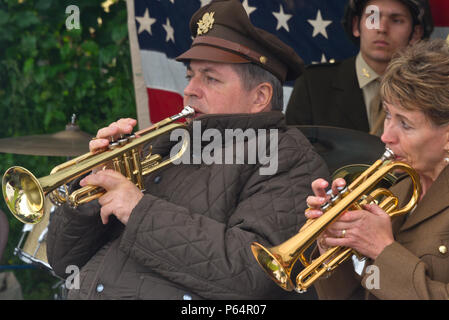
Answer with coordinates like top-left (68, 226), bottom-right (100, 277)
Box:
top-left (250, 82), bottom-right (273, 113)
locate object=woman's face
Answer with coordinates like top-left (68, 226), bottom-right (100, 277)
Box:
top-left (381, 101), bottom-right (449, 180)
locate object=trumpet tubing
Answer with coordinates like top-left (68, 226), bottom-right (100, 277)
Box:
top-left (2, 106), bottom-right (194, 224)
top-left (251, 148), bottom-right (421, 293)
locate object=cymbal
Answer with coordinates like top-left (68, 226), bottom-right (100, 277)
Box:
top-left (0, 124), bottom-right (93, 157)
top-left (295, 125), bottom-right (385, 174)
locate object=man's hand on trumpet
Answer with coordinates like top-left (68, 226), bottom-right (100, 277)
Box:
top-left (79, 169), bottom-right (143, 225)
top-left (305, 178), bottom-right (394, 260)
top-left (89, 118), bottom-right (138, 152)
top-left (81, 118), bottom-right (143, 226)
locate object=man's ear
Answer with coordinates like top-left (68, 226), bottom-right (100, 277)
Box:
top-left (444, 127), bottom-right (449, 152)
top-left (352, 16), bottom-right (361, 38)
top-left (250, 82), bottom-right (273, 113)
top-left (409, 25), bottom-right (424, 45)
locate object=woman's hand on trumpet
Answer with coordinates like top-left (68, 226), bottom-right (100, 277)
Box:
top-left (305, 178), bottom-right (395, 260)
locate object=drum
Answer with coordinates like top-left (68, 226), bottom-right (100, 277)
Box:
top-left (14, 197), bottom-right (55, 271)
top-left (296, 125), bottom-right (385, 174)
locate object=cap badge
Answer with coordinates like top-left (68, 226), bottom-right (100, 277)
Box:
top-left (197, 12), bottom-right (215, 36)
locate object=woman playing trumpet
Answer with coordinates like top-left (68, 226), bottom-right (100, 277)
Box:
top-left (306, 39), bottom-right (449, 300)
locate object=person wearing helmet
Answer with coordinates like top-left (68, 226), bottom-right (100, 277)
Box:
top-left (286, 0), bottom-right (434, 137)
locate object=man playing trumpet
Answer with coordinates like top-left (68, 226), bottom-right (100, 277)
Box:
top-left (46, 0), bottom-right (328, 300)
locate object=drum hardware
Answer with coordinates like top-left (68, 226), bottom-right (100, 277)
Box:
top-left (296, 125), bottom-right (386, 174)
top-left (0, 114), bottom-right (92, 157)
top-left (14, 197), bottom-right (56, 271)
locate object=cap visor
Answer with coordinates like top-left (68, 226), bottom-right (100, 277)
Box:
top-left (176, 45), bottom-right (250, 64)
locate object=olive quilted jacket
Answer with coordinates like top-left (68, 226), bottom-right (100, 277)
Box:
top-left (46, 112), bottom-right (329, 300)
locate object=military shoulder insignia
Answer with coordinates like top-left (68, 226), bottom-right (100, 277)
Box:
top-left (197, 12), bottom-right (215, 36)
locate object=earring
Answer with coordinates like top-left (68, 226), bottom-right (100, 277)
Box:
top-left (444, 150), bottom-right (449, 164)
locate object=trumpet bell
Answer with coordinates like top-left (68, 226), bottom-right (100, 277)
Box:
top-left (251, 242), bottom-right (295, 291)
top-left (2, 166), bottom-right (45, 224)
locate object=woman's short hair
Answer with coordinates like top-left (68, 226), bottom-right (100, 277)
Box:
top-left (381, 39), bottom-right (449, 126)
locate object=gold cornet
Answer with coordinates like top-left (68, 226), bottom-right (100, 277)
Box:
top-left (251, 148), bottom-right (421, 293)
top-left (2, 106), bottom-right (195, 224)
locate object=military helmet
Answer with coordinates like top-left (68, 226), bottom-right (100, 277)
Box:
top-left (342, 0), bottom-right (434, 43)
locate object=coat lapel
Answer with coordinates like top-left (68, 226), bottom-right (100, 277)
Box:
top-left (331, 57), bottom-right (370, 132)
top-left (399, 165), bottom-right (449, 232)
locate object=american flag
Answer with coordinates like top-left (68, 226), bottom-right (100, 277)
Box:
top-left (126, 0), bottom-right (449, 128)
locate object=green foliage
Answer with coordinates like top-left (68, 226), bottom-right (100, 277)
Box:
top-left (0, 0), bottom-right (136, 299)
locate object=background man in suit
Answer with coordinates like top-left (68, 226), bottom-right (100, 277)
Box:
top-left (286, 0), bottom-right (434, 136)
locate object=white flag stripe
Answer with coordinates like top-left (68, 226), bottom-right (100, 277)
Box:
top-left (140, 50), bottom-right (188, 94)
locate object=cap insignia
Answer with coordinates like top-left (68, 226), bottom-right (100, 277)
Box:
top-left (197, 12), bottom-right (215, 36)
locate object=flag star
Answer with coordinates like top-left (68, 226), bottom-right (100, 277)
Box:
top-left (242, 0), bottom-right (256, 16)
top-left (272, 4), bottom-right (292, 32)
top-left (135, 9), bottom-right (157, 35)
top-left (308, 10), bottom-right (332, 39)
top-left (163, 18), bottom-right (175, 43)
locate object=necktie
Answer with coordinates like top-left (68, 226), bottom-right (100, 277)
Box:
top-left (368, 80), bottom-right (384, 136)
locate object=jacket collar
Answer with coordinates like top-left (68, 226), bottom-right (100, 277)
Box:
top-left (191, 111), bottom-right (286, 133)
top-left (149, 111), bottom-right (286, 156)
top-left (355, 52), bottom-right (381, 89)
top-left (395, 164), bottom-right (449, 232)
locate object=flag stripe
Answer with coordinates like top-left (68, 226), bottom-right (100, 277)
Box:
top-left (147, 87), bottom-right (183, 122)
top-left (429, 0), bottom-right (449, 27)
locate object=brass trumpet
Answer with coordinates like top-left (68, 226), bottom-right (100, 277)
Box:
top-left (251, 148), bottom-right (421, 293)
top-left (2, 106), bottom-right (195, 224)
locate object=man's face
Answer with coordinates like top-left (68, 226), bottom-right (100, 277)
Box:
top-left (353, 0), bottom-right (422, 66)
top-left (183, 60), bottom-right (255, 118)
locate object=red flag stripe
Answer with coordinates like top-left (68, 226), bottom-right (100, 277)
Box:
top-left (429, 0), bottom-right (449, 27)
top-left (147, 88), bottom-right (184, 123)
